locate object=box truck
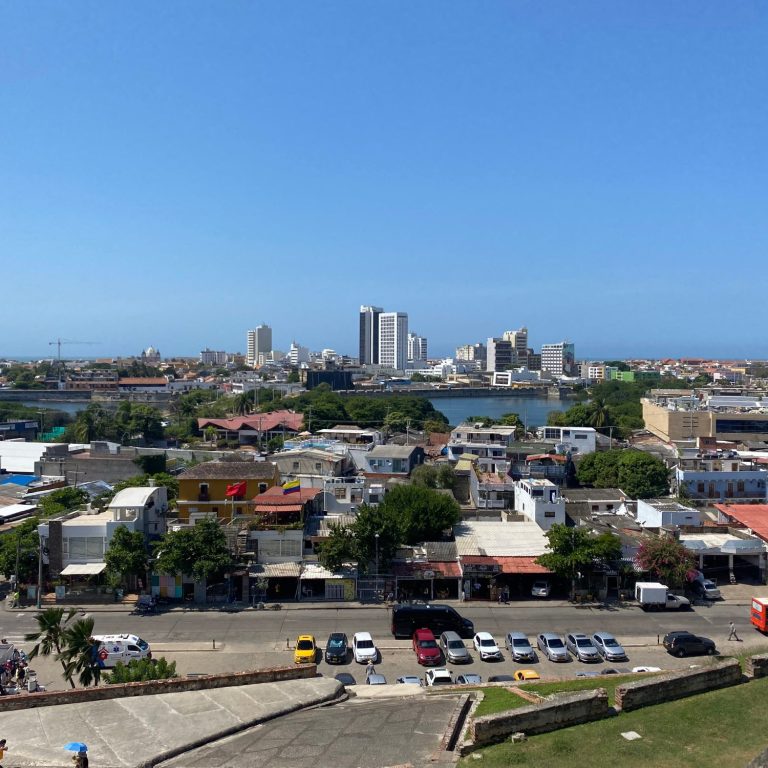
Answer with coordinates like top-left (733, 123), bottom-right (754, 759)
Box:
top-left (635, 582), bottom-right (692, 611)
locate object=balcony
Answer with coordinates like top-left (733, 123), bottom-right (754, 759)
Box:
top-left (198, 493), bottom-right (210, 502)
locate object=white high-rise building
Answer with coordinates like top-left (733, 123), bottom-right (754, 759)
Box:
top-left (503, 327), bottom-right (528, 361)
top-left (378, 312), bottom-right (408, 369)
top-left (541, 342), bottom-right (576, 377)
top-left (200, 349), bottom-right (228, 365)
top-left (288, 341), bottom-right (310, 366)
top-left (407, 332), bottom-right (428, 362)
top-left (246, 325), bottom-right (272, 367)
top-left (359, 306), bottom-right (383, 365)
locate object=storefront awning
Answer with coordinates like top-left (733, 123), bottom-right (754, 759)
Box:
top-left (60, 563), bottom-right (107, 576)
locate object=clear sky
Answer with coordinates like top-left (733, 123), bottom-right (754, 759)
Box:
top-left (2, 2), bottom-right (766, 361)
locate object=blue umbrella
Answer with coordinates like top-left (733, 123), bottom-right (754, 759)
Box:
top-left (64, 743), bottom-right (88, 753)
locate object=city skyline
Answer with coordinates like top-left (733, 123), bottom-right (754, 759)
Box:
top-left (2, 3), bottom-right (767, 360)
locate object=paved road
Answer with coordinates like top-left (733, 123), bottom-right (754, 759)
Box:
top-left (159, 694), bottom-right (462, 768)
top-left (4, 599), bottom-right (762, 690)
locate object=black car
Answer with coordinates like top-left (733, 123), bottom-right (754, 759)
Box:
top-left (325, 632), bottom-right (349, 664)
top-left (663, 631), bottom-right (717, 658)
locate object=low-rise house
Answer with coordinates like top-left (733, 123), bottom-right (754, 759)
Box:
top-left (446, 424), bottom-right (518, 462)
top-left (635, 499), bottom-right (702, 529)
top-left (562, 488), bottom-right (628, 517)
top-left (536, 426), bottom-right (597, 455)
top-left (675, 452), bottom-right (768, 503)
top-left (271, 447), bottom-right (352, 482)
top-left (197, 410), bottom-right (304, 446)
top-left (320, 476), bottom-right (385, 513)
top-left (175, 461), bottom-right (280, 523)
top-left (515, 479), bottom-right (565, 530)
top-left (352, 444), bottom-right (425, 478)
top-left (314, 425), bottom-right (383, 445)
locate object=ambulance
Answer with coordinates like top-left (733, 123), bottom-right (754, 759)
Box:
top-left (92, 634), bottom-right (152, 667)
top-left (750, 597), bottom-right (768, 633)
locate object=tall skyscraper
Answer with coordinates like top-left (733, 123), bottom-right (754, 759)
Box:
top-left (359, 306), bottom-right (382, 365)
top-left (378, 312), bottom-right (408, 369)
top-left (246, 324), bottom-right (272, 367)
top-left (486, 337), bottom-right (515, 372)
top-left (541, 342), bottom-right (576, 376)
top-left (503, 327), bottom-right (528, 361)
top-left (407, 332), bottom-right (428, 362)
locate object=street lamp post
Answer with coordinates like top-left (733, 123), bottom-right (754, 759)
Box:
top-left (374, 533), bottom-right (380, 599)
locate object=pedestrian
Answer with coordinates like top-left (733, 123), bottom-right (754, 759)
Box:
top-left (365, 660), bottom-right (376, 678)
top-left (0, 738), bottom-right (7, 768)
top-left (728, 622), bottom-right (741, 641)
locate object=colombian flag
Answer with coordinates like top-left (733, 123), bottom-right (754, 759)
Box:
top-left (282, 479), bottom-right (300, 495)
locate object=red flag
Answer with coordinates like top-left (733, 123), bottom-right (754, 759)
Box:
top-left (225, 481), bottom-right (247, 498)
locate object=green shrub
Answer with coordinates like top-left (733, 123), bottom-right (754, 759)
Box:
top-left (104, 656), bottom-right (177, 683)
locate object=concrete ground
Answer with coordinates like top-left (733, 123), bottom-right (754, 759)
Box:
top-left (3, 677), bottom-right (343, 768)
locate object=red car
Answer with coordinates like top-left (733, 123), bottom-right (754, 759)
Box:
top-left (413, 628), bottom-right (442, 666)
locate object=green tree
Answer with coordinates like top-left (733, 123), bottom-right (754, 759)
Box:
top-left (24, 607), bottom-right (78, 688)
top-left (133, 454), bottom-right (167, 475)
top-left (588, 396), bottom-right (609, 429)
top-left (411, 464), bottom-right (456, 491)
top-left (576, 449), bottom-right (668, 499)
top-left (104, 657), bottom-right (177, 683)
top-left (352, 504), bottom-right (402, 573)
top-left (105, 527), bottom-right (149, 586)
top-left (317, 524), bottom-right (357, 572)
top-left (376, 484), bottom-right (460, 545)
top-left (153, 517), bottom-right (233, 583)
top-left (636, 536), bottom-right (695, 588)
top-left (536, 523), bottom-right (622, 598)
top-left (0, 517), bottom-right (40, 582)
top-left (38, 487), bottom-right (88, 518)
top-left (61, 615), bottom-right (103, 687)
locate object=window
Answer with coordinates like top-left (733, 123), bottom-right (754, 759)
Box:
top-left (591, 505), bottom-right (599, 511)
top-left (697, 482), bottom-right (705, 493)
top-left (315, 463), bottom-right (322, 471)
top-left (737, 481), bottom-right (745, 493)
top-left (575, 434), bottom-right (588, 440)
top-left (293, 462), bottom-right (300, 470)
top-left (334, 487), bottom-right (347, 500)
top-left (236, 506), bottom-right (242, 515)
top-left (544, 510), bottom-right (556, 517)
top-left (258, 483), bottom-right (268, 493)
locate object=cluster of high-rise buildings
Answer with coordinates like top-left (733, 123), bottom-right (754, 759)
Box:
top-left (358, 306), bottom-right (427, 369)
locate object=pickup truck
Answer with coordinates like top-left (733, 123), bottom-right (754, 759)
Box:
top-left (635, 582), bottom-right (692, 611)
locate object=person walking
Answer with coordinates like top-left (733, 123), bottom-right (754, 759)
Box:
top-left (0, 737), bottom-right (8, 768)
top-left (365, 660), bottom-right (376, 678)
top-left (728, 621), bottom-right (741, 641)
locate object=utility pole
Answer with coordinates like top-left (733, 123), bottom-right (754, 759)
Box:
top-left (36, 532), bottom-right (43, 609)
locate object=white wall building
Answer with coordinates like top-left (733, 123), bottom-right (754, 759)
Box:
top-left (200, 349), bottom-right (228, 365)
top-left (246, 325), bottom-right (272, 367)
top-left (378, 312), bottom-right (408, 369)
top-left (537, 426), bottom-right (597, 455)
top-left (635, 499), bottom-right (702, 529)
top-left (288, 341), bottom-right (310, 366)
top-left (515, 479), bottom-right (565, 531)
top-left (407, 332), bottom-right (428, 362)
top-left (541, 342), bottom-right (576, 376)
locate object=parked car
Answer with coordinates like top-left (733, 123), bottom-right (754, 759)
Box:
top-left (365, 673), bottom-right (387, 685)
top-left (413, 628), bottom-right (442, 666)
top-left (425, 668), bottom-right (455, 687)
top-left (531, 581), bottom-right (551, 598)
top-left (632, 666), bottom-right (662, 673)
top-left (456, 673), bottom-right (483, 685)
top-left (504, 632), bottom-right (536, 662)
top-left (396, 675), bottom-right (423, 686)
top-left (352, 632), bottom-right (378, 664)
top-left (513, 669), bottom-right (540, 681)
top-left (324, 632), bottom-right (349, 664)
top-left (334, 672), bottom-right (357, 686)
top-left (294, 634), bottom-right (317, 664)
top-left (473, 632), bottom-right (503, 661)
top-left (688, 579), bottom-right (722, 600)
top-left (439, 631), bottom-right (471, 664)
top-left (488, 674), bottom-right (516, 683)
top-left (537, 633), bottom-right (570, 662)
top-left (565, 632), bottom-right (600, 663)
top-left (592, 631), bottom-right (628, 661)
top-left (662, 631), bottom-right (717, 657)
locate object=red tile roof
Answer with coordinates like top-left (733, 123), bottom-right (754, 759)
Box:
top-left (254, 486), bottom-right (321, 504)
top-left (198, 410), bottom-right (304, 433)
top-left (461, 555), bottom-right (550, 574)
top-left (392, 561), bottom-right (462, 579)
top-left (118, 377), bottom-right (168, 386)
top-left (714, 504), bottom-right (768, 541)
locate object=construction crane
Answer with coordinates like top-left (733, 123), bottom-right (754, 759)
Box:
top-left (48, 338), bottom-right (98, 381)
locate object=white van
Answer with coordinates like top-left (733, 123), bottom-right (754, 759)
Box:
top-left (92, 634), bottom-right (152, 667)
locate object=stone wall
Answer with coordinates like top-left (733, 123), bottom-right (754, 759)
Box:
top-left (0, 664), bottom-right (316, 712)
top-left (745, 654), bottom-right (768, 679)
top-left (468, 689), bottom-right (609, 749)
top-left (615, 658), bottom-right (741, 712)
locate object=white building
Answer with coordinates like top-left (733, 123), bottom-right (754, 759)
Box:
top-left (541, 342), bottom-right (576, 376)
top-left (407, 332), bottom-right (428, 362)
top-left (492, 369), bottom-right (541, 387)
top-left (378, 312), bottom-right (408, 369)
top-left (537, 426), bottom-right (597, 455)
top-left (635, 499), bottom-right (702, 529)
top-left (502, 327), bottom-right (528, 360)
top-left (200, 349), bottom-right (228, 365)
top-left (455, 343), bottom-right (486, 363)
top-left (288, 341), bottom-right (310, 366)
top-left (246, 325), bottom-right (272, 367)
top-left (514, 479), bottom-right (565, 531)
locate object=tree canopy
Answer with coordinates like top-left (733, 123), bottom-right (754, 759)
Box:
top-left (576, 449), bottom-right (669, 499)
top-left (153, 517), bottom-right (233, 583)
top-left (536, 523), bottom-right (623, 596)
top-left (636, 536), bottom-right (695, 588)
top-left (105, 526), bottom-right (149, 585)
top-left (38, 487), bottom-right (88, 518)
top-left (0, 517), bottom-right (40, 581)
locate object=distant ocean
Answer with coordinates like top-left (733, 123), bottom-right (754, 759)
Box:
top-left (428, 395), bottom-right (567, 428)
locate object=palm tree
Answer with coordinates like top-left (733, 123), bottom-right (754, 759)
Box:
top-left (24, 607), bottom-right (78, 688)
top-left (588, 397), bottom-right (609, 429)
top-left (233, 391), bottom-right (254, 416)
top-left (61, 616), bottom-right (102, 687)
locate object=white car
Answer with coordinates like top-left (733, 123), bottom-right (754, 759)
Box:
top-left (531, 581), bottom-right (551, 598)
top-left (425, 668), bottom-right (454, 687)
top-left (352, 632), bottom-right (378, 664)
top-left (473, 632), bottom-right (503, 661)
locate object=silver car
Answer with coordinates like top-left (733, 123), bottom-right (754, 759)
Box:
top-left (592, 631), bottom-right (628, 662)
top-left (565, 632), bottom-right (600, 663)
top-left (505, 632), bottom-right (536, 662)
top-left (537, 632), bottom-right (570, 662)
top-left (439, 631), bottom-right (471, 664)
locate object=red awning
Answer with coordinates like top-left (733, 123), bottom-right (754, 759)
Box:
top-left (461, 555), bottom-right (550, 574)
top-left (392, 561), bottom-right (461, 579)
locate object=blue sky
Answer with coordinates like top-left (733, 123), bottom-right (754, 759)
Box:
top-left (2, 2), bottom-right (766, 360)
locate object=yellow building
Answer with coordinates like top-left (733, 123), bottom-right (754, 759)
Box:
top-left (176, 461), bottom-right (281, 523)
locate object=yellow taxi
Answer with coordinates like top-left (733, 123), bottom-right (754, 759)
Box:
top-left (513, 669), bottom-right (541, 681)
top-left (294, 634), bottom-right (317, 664)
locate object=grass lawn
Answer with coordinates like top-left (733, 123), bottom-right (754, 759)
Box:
top-left (519, 674), bottom-right (647, 705)
top-left (472, 687), bottom-right (530, 717)
top-left (460, 676), bottom-right (768, 768)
